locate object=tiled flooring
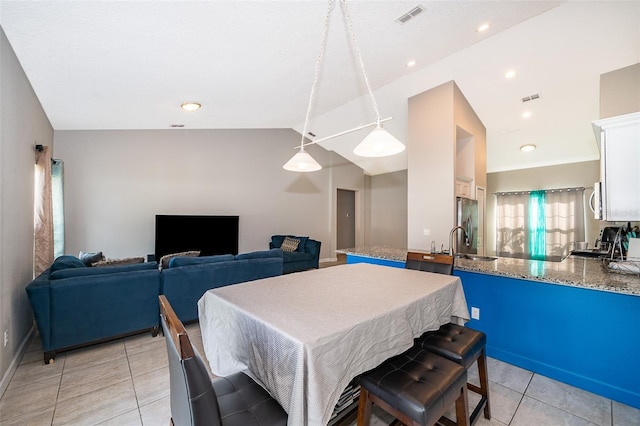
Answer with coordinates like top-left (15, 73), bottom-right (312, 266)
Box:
top-left (2, 254), bottom-right (638, 425)
top-left (1, 325), bottom-right (638, 426)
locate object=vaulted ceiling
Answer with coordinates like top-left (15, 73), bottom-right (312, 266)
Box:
top-left (1, 1), bottom-right (638, 175)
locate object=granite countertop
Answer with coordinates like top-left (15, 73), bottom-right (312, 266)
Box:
top-left (338, 247), bottom-right (640, 296)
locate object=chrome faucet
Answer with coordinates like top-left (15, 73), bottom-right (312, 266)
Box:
top-left (449, 226), bottom-right (467, 256)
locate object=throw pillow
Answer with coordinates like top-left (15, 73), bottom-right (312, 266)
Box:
top-left (281, 237), bottom-right (300, 253)
top-left (79, 251), bottom-right (105, 266)
top-left (93, 257), bottom-right (145, 267)
top-left (159, 250), bottom-right (200, 270)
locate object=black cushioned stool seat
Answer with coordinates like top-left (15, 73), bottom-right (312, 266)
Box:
top-left (357, 346), bottom-right (469, 426)
top-left (417, 323), bottom-right (490, 425)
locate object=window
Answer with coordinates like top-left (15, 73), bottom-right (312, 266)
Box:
top-left (496, 188), bottom-right (585, 260)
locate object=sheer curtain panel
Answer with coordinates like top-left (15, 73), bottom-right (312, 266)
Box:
top-left (34, 146), bottom-right (53, 275)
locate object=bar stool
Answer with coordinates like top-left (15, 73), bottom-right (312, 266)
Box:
top-left (416, 323), bottom-right (490, 425)
top-left (357, 346), bottom-right (469, 426)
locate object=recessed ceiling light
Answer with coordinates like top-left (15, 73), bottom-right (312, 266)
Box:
top-left (477, 23), bottom-right (490, 32)
top-left (522, 110), bottom-right (532, 119)
top-left (406, 59), bottom-right (416, 67)
top-left (505, 69), bottom-right (516, 79)
top-left (180, 102), bottom-right (201, 111)
top-left (520, 144), bottom-right (536, 152)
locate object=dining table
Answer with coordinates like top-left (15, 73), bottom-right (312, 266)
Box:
top-left (198, 262), bottom-right (470, 426)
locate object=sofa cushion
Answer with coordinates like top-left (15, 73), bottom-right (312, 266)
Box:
top-left (282, 251), bottom-right (313, 262)
top-left (168, 254), bottom-right (234, 268)
top-left (295, 236), bottom-right (309, 253)
top-left (50, 261), bottom-right (159, 280)
top-left (235, 248), bottom-right (283, 261)
top-left (50, 256), bottom-right (86, 273)
top-left (78, 251), bottom-right (105, 266)
top-left (159, 251), bottom-right (200, 270)
top-left (280, 237), bottom-right (300, 252)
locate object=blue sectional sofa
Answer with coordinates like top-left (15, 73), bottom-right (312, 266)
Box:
top-left (162, 248), bottom-right (283, 322)
top-left (26, 249), bottom-right (283, 363)
top-left (269, 235), bottom-right (321, 274)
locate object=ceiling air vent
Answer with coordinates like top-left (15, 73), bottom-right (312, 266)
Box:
top-left (396, 5), bottom-right (425, 24)
top-left (521, 93), bottom-right (540, 103)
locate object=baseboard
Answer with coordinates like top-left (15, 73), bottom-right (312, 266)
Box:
top-left (0, 325), bottom-right (34, 398)
top-left (488, 345), bottom-right (640, 410)
top-left (320, 257), bottom-right (337, 263)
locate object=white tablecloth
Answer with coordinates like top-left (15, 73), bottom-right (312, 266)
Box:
top-left (198, 263), bottom-right (469, 426)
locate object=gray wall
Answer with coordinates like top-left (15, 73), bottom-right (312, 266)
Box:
top-left (600, 63), bottom-right (640, 119)
top-left (486, 160), bottom-right (600, 255)
top-left (408, 81), bottom-right (486, 251)
top-left (0, 28), bottom-right (54, 391)
top-left (367, 170), bottom-right (407, 248)
top-left (53, 129), bottom-right (364, 261)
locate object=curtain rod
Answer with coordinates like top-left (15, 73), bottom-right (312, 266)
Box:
top-left (494, 186), bottom-right (585, 196)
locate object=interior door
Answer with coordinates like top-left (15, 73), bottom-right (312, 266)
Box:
top-left (337, 189), bottom-right (356, 249)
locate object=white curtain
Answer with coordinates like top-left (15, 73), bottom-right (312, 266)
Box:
top-left (544, 189), bottom-right (585, 257)
top-left (496, 192), bottom-right (529, 256)
top-left (495, 188), bottom-right (585, 259)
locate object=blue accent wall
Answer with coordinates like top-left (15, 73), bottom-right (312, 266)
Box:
top-left (455, 270), bottom-right (640, 409)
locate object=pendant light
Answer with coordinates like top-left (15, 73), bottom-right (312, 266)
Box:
top-left (282, 0), bottom-right (333, 172)
top-left (283, 0), bottom-right (404, 172)
top-left (341, 0), bottom-right (405, 158)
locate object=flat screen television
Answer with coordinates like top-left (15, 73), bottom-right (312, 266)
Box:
top-left (155, 215), bottom-right (239, 260)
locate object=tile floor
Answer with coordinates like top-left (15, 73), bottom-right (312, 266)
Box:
top-left (1, 324), bottom-right (638, 426)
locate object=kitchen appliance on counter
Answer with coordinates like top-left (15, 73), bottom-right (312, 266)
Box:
top-left (571, 227), bottom-right (622, 259)
top-left (456, 197), bottom-right (478, 255)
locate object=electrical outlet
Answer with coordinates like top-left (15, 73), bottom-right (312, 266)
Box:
top-left (471, 307), bottom-right (480, 320)
top-left (3, 330), bottom-right (8, 347)
top-left (423, 229), bottom-right (430, 236)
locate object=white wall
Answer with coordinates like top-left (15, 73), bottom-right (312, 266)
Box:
top-left (53, 129), bottom-right (364, 261)
top-left (0, 28), bottom-right (54, 391)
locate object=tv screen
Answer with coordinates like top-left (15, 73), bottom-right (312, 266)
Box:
top-left (155, 215), bottom-right (239, 260)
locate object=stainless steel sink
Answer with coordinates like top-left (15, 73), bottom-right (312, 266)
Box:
top-left (455, 254), bottom-right (498, 261)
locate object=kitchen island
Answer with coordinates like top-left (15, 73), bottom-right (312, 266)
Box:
top-left (338, 247), bottom-right (640, 409)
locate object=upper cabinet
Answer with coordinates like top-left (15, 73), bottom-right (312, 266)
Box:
top-left (592, 112), bottom-right (640, 221)
top-left (455, 127), bottom-right (475, 199)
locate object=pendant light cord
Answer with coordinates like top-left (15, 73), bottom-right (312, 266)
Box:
top-left (340, 0), bottom-right (382, 125)
top-left (299, 0), bottom-right (336, 150)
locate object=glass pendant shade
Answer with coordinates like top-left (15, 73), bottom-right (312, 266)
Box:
top-left (353, 125), bottom-right (406, 157)
top-left (283, 149), bottom-right (322, 172)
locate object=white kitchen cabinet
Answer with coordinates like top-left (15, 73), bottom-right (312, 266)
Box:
top-left (592, 112), bottom-right (640, 221)
top-left (455, 176), bottom-right (473, 199)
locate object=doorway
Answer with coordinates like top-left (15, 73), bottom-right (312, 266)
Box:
top-left (337, 189), bottom-right (356, 249)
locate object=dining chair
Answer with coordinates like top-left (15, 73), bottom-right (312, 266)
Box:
top-left (159, 295), bottom-right (288, 426)
top-left (405, 252), bottom-right (491, 424)
top-left (357, 345), bottom-right (469, 426)
top-left (405, 252), bottom-right (454, 275)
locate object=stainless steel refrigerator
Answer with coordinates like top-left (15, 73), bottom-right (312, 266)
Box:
top-left (457, 197), bottom-right (478, 254)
